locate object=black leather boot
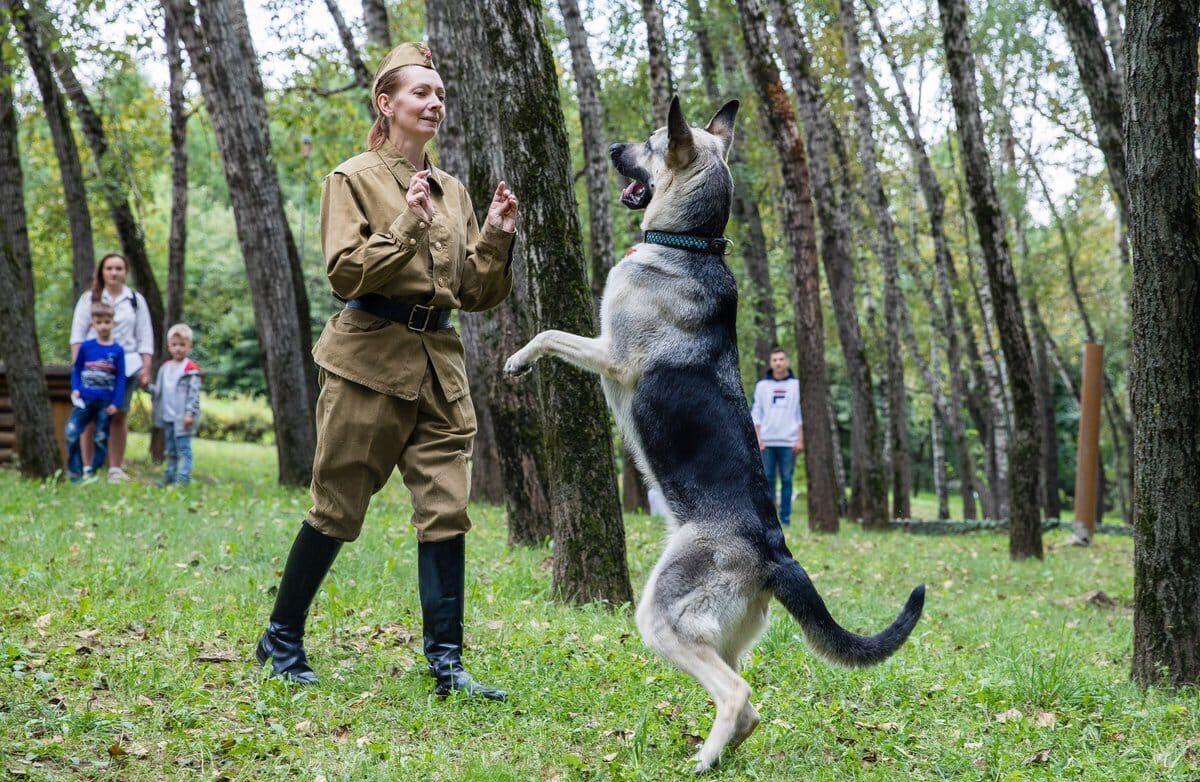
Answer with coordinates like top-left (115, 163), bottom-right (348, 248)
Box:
top-left (255, 521), bottom-right (342, 684)
top-left (418, 535), bottom-right (507, 701)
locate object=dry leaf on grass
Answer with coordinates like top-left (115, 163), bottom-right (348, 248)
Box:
top-left (1024, 747), bottom-right (1052, 765)
top-left (994, 708), bottom-right (1023, 723)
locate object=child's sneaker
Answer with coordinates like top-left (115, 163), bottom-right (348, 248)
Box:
top-left (107, 467), bottom-right (130, 484)
top-left (81, 468), bottom-right (98, 484)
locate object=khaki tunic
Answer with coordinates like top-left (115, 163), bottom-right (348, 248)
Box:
top-left (307, 141), bottom-right (514, 542)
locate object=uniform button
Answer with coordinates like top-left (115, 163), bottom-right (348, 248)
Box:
top-left (434, 241), bottom-right (443, 250)
top-left (438, 276), bottom-right (448, 287)
top-left (408, 237), bottom-right (416, 245)
top-left (418, 221), bottom-right (427, 228)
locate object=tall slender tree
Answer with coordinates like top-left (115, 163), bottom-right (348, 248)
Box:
top-left (839, 0), bottom-right (912, 519)
top-left (0, 20), bottom-right (59, 478)
top-left (938, 0), bottom-right (1042, 557)
top-left (323, 0), bottom-right (374, 116)
top-left (735, 0), bottom-right (839, 532)
top-left (42, 15), bottom-right (165, 357)
top-left (866, 0), bottom-right (977, 519)
top-left (5, 0), bottom-right (92, 298)
top-left (361, 0), bottom-right (390, 51)
top-left (641, 0), bottom-right (673, 126)
top-left (162, 0), bottom-right (317, 486)
top-left (1048, 0), bottom-right (1128, 231)
top-left (165, 11), bottom-right (188, 331)
top-left (716, 41), bottom-right (777, 367)
top-left (1127, 0), bottom-right (1200, 688)
top-left (769, 0), bottom-right (887, 526)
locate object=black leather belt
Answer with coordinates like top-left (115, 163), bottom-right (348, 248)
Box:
top-left (345, 294), bottom-right (453, 332)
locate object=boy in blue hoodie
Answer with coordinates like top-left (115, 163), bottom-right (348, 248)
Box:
top-left (67, 302), bottom-right (126, 482)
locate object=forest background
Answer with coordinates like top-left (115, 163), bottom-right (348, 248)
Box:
top-left (10, 0), bottom-right (1130, 522)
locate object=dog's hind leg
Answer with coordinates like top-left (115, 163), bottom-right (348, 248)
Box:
top-left (652, 633), bottom-right (755, 773)
top-left (503, 330), bottom-right (633, 385)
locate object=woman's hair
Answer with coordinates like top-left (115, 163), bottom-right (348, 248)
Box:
top-left (367, 67), bottom-right (414, 150)
top-left (91, 253), bottom-right (128, 302)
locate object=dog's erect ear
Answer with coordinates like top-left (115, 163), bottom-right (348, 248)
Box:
top-left (705, 99), bottom-right (740, 159)
top-left (666, 95), bottom-right (695, 169)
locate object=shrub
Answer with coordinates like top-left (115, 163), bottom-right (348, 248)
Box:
top-left (128, 391), bottom-right (274, 444)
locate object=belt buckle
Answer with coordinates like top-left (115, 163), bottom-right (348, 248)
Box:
top-left (407, 304), bottom-right (433, 332)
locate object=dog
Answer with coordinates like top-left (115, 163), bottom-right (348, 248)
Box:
top-left (503, 96), bottom-right (925, 772)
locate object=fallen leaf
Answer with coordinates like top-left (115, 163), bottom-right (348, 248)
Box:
top-left (34, 614), bottom-right (52, 633)
top-left (1036, 711), bottom-right (1057, 727)
top-left (683, 733), bottom-right (703, 746)
top-left (1024, 747), bottom-right (1052, 765)
top-left (603, 752), bottom-right (618, 762)
top-left (334, 725), bottom-right (351, 743)
top-left (294, 720), bottom-right (314, 735)
top-left (972, 757), bottom-right (987, 769)
top-left (994, 708), bottom-right (1023, 723)
top-left (193, 652), bottom-right (239, 663)
top-left (107, 743), bottom-right (127, 758)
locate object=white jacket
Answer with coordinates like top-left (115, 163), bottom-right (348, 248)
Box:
top-left (751, 371), bottom-right (803, 447)
top-left (70, 286), bottom-right (154, 377)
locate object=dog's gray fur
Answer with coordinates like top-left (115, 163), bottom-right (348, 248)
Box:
top-left (504, 97), bottom-right (924, 772)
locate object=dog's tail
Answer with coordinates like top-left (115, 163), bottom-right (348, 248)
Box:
top-left (768, 558), bottom-right (924, 668)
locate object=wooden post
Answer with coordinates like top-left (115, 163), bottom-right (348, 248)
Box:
top-left (1072, 343), bottom-right (1104, 542)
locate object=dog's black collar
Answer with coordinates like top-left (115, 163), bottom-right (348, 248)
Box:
top-left (644, 230), bottom-right (734, 256)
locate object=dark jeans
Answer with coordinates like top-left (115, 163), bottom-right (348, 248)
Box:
top-left (164, 428), bottom-right (193, 485)
top-left (762, 446), bottom-right (796, 525)
top-left (66, 401), bottom-right (112, 478)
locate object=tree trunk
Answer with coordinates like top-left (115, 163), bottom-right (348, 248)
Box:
top-left (770, 0), bottom-right (887, 526)
top-left (557, 3), bottom-right (649, 517)
top-left (938, 0), bottom-right (1042, 558)
top-left (1027, 300), bottom-right (1063, 519)
top-left (1048, 0), bottom-right (1128, 229)
top-left (866, 0), bottom-right (977, 519)
top-left (163, 0), bottom-right (317, 486)
top-left (558, 0), bottom-right (612, 303)
top-left (43, 23), bottom-right (165, 360)
top-left (0, 24), bottom-right (60, 478)
top-left (735, 0), bottom-right (839, 532)
top-left (436, 0), bottom-right (631, 605)
top-left (714, 43), bottom-right (777, 367)
top-left (7, 0), bottom-right (93, 300)
top-left (930, 344), bottom-right (950, 519)
top-left (1027, 149), bottom-right (1134, 517)
top-left (323, 0), bottom-right (375, 117)
top-left (840, 0), bottom-right (912, 521)
top-left (641, 0), bottom-right (673, 127)
top-left (460, 313), bottom-right (504, 504)
top-left (1127, 0), bottom-right (1200, 689)
top-left (428, 0), bottom-right (554, 543)
top-left (362, 0), bottom-right (390, 51)
top-left (165, 12), bottom-right (188, 331)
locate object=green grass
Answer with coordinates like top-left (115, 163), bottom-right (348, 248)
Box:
top-left (1, 436), bottom-right (1196, 780)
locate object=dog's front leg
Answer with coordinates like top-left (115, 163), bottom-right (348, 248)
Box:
top-left (504, 330), bottom-right (632, 385)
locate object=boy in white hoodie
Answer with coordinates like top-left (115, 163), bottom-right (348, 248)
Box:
top-left (751, 348), bottom-right (804, 525)
top-left (152, 324), bottom-right (203, 486)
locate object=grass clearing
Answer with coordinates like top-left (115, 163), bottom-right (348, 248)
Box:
top-left (1, 435), bottom-right (1197, 780)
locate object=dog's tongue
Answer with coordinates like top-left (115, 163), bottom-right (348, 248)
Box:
top-left (622, 180), bottom-right (645, 199)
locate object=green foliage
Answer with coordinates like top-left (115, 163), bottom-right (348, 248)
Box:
top-left (1, 437), bottom-right (1196, 780)
top-left (126, 392), bottom-right (274, 444)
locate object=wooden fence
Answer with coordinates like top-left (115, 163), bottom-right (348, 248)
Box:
top-left (0, 365), bottom-right (73, 465)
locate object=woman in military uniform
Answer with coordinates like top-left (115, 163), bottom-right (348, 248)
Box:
top-left (256, 42), bottom-right (517, 700)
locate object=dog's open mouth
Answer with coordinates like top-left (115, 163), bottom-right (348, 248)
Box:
top-left (620, 178), bottom-right (652, 209)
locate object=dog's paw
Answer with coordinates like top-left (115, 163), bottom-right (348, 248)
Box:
top-left (689, 753), bottom-right (718, 774)
top-left (503, 353), bottom-right (533, 378)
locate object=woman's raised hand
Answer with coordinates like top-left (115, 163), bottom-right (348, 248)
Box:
top-left (407, 169), bottom-right (434, 222)
top-left (486, 181), bottom-right (518, 233)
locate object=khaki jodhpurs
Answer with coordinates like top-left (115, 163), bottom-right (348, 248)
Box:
top-left (307, 368), bottom-right (477, 542)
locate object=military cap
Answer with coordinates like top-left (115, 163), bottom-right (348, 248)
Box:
top-left (373, 42), bottom-right (437, 95)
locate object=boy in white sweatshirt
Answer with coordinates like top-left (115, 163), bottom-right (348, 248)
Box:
top-left (751, 348), bottom-right (804, 525)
